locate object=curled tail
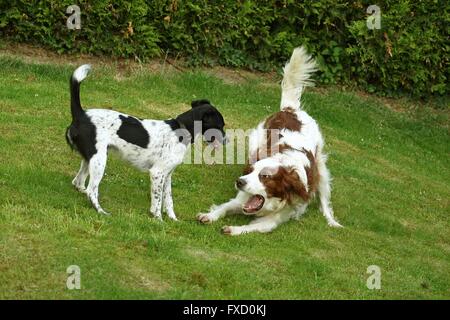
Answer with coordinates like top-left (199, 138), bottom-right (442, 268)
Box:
top-left (280, 47), bottom-right (317, 111)
top-left (70, 64), bottom-right (91, 121)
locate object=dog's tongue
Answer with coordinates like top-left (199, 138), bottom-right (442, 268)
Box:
top-left (243, 195), bottom-right (264, 214)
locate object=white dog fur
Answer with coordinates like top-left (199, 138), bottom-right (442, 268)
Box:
top-left (197, 47), bottom-right (342, 235)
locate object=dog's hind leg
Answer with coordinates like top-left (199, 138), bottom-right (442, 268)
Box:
top-left (162, 172), bottom-right (177, 221)
top-left (72, 160), bottom-right (89, 194)
top-left (317, 152), bottom-right (342, 227)
top-left (86, 147), bottom-right (109, 215)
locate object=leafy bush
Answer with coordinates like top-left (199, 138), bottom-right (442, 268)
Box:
top-left (0, 0), bottom-right (160, 58)
top-left (0, 0), bottom-right (448, 98)
top-left (346, 1), bottom-right (449, 97)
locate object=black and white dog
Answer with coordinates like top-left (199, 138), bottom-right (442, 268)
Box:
top-left (66, 64), bottom-right (226, 219)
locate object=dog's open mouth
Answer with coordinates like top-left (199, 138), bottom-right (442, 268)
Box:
top-left (243, 195), bottom-right (265, 214)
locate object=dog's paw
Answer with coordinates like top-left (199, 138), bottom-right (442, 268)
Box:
top-left (150, 212), bottom-right (163, 221)
top-left (221, 226), bottom-right (233, 235)
top-left (98, 209), bottom-right (111, 216)
top-left (197, 213), bottom-right (213, 224)
top-left (222, 226), bottom-right (243, 236)
top-left (78, 188), bottom-right (87, 194)
top-left (73, 184), bottom-right (87, 194)
top-left (328, 221), bottom-right (343, 228)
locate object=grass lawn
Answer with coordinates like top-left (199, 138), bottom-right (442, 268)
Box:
top-left (0, 52), bottom-right (449, 299)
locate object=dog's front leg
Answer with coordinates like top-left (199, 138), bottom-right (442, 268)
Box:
top-left (149, 168), bottom-right (166, 220)
top-left (162, 172), bottom-right (178, 221)
top-left (197, 192), bottom-right (246, 224)
top-left (222, 212), bottom-right (290, 235)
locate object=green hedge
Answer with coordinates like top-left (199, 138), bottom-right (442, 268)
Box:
top-left (1, 0), bottom-right (448, 98)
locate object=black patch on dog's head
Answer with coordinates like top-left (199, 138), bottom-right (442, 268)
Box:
top-left (191, 99), bottom-right (211, 108)
top-left (164, 119), bottom-right (181, 131)
top-left (172, 99), bottom-right (226, 144)
top-left (192, 100), bottom-right (226, 144)
top-left (117, 115), bottom-right (150, 148)
top-left (194, 104), bottom-right (225, 141)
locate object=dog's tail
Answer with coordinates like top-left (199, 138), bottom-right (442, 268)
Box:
top-left (70, 64), bottom-right (91, 121)
top-left (280, 47), bottom-right (317, 111)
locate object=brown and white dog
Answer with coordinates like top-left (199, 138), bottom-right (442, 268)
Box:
top-left (197, 47), bottom-right (343, 235)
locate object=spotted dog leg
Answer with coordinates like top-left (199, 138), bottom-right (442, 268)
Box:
top-left (162, 172), bottom-right (178, 221)
top-left (86, 146), bottom-right (110, 215)
top-left (149, 167), bottom-right (167, 220)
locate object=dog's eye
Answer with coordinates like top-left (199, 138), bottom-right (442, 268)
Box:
top-left (259, 174), bottom-right (271, 179)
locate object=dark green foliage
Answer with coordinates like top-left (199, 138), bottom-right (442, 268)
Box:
top-left (346, 1), bottom-right (449, 97)
top-left (0, 0), bottom-right (448, 98)
top-left (0, 0), bottom-right (160, 58)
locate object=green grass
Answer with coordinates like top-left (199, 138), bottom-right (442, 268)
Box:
top-left (0, 55), bottom-right (449, 299)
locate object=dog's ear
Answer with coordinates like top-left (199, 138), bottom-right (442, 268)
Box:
top-left (286, 169), bottom-right (309, 202)
top-left (191, 99), bottom-right (211, 108)
top-left (192, 105), bottom-right (213, 122)
top-left (264, 166), bottom-right (309, 203)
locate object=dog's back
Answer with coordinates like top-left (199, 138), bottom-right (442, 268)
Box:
top-left (249, 47), bottom-right (321, 163)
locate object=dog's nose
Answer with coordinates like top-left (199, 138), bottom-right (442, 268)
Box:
top-left (236, 178), bottom-right (247, 189)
